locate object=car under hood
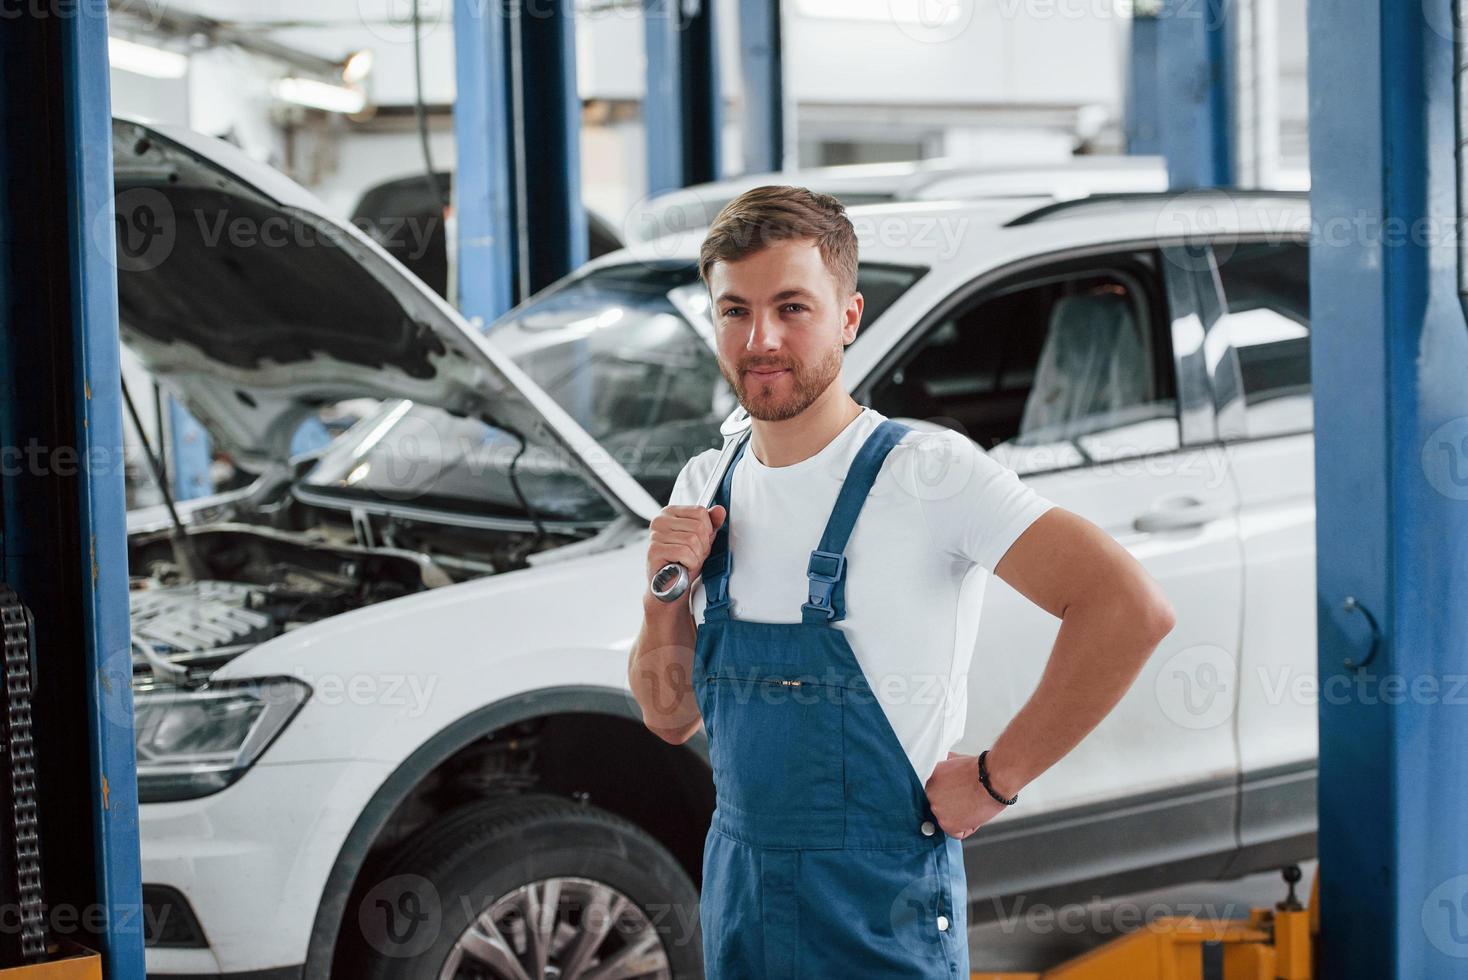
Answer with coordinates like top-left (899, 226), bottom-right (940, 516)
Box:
top-left (110, 117), bottom-right (658, 524)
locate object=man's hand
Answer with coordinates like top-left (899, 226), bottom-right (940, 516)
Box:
top-left (629, 502), bottom-right (727, 745)
top-left (923, 751), bottom-right (1008, 840)
top-left (645, 503), bottom-right (727, 588)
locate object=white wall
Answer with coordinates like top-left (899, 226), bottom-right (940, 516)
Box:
top-left (785, 1), bottom-right (1128, 107)
top-left (1276, 0), bottom-right (1309, 166)
top-left (116, 0), bottom-right (1310, 231)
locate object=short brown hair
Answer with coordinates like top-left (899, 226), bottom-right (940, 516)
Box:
top-left (698, 185), bottom-right (859, 299)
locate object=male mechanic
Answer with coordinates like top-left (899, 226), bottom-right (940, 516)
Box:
top-left (627, 185), bottom-right (1176, 979)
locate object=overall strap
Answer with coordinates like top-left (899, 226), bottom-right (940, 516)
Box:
top-left (699, 434), bottom-right (750, 623)
top-left (801, 418), bottom-right (911, 625)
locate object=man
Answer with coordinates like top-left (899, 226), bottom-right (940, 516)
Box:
top-left (627, 185), bottom-right (1175, 978)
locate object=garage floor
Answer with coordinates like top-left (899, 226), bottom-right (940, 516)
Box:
top-left (967, 860), bottom-right (1320, 971)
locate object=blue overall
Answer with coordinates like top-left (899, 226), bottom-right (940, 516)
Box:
top-left (692, 418), bottom-right (970, 979)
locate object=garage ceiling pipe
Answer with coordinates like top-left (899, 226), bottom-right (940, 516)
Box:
top-left (105, 0), bottom-right (345, 79)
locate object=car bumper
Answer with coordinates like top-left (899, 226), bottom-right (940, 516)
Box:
top-left (141, 758), bottom-right (394, 976)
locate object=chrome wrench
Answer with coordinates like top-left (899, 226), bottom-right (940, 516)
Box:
top-left (649, 406), bottom-right (752, 602)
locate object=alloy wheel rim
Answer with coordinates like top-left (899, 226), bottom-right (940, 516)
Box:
top-left (437, 876), bottom-right (673, 980)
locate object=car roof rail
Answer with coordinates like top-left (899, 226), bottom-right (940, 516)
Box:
top-left (1001, 188), bottom-right (1311, 227)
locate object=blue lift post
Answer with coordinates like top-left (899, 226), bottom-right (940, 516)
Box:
top-left (453, 0), bottom-right (586, 322)
top-left (1124, 10), bottom-right (1162, 156)
top-left (738, 0), bottom-right (785, 176)
top-left (452, 0), bottom-right (515, 324)
top-left (643, 0), bottom-right (722, 195)
top-left (0, 6), bottom-right (145, 979)
top-left (514, 0), bottom-right (587, 298)
top-left (167, 396), bottom-right (213, 501)
top-left (1308, 0), bottom-right (1468, 974)
top-left (1156, 0), bottom-right (1234, 187)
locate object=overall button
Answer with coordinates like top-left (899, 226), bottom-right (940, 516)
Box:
top-left (936, 914), bottom-right (950, 932)
top-left (920, 820), bottom-right (936, 837)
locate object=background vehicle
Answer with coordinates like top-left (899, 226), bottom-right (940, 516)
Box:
top-left (120, 116), bottom-right (1314, 979)
top-left (627, 155), bottom-right (1309, 246)
top-left (624, 155), bottom-right (1174, 243)
top-left (351, 171), bottom-right (624, 299)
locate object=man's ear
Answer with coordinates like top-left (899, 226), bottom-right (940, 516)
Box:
top-left (843, 290), bottom-right (864, 344)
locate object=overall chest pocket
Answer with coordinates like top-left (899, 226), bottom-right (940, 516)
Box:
top-left (703, 672), bottom-right (846, 822)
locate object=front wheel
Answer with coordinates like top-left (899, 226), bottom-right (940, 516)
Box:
top-left (351, 794), bottom-right (704, 980)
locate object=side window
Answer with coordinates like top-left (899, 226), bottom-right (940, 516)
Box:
top-left (851, 263), bottom-right (926, 343)
top-left (1213, 241), bottom-right (1311, 438)
top-left (866, 252), bottom-right (1179, 476)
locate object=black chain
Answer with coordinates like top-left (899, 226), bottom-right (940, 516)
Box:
top-left (1, 585), bottom-right (46, 959)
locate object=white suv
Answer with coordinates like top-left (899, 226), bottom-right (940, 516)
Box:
top-left (118, 119), bottom-right (1315, 980)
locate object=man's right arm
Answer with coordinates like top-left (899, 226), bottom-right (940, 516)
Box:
top-left (628, 595), bottom-right (704, 745)
top-left (629, 458), bottom-right (726, 744)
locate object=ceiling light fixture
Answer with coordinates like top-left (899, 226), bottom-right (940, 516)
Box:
top-left (271, 77), bottom-right (368, 114)
top-left (341, 49), bottom-right (374, 84)
top-left (108, 36), bottom-right (189, 79)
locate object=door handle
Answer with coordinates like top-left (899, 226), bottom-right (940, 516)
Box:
top-left (1133, 497), bottom-right (1227, 533)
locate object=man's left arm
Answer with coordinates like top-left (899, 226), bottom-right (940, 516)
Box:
top-left (926, 506), bottom-right (1176, 836)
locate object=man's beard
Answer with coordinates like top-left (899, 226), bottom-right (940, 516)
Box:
top-left (719, 341), bottom-right (844, 422)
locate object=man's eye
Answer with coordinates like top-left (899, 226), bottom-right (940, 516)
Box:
top-left (783, 304), bottom-right (807, 313)
top-left (722, 307), bottom-right (745, 317)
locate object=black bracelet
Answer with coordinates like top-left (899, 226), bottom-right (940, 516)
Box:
top-left (977, 750), bottom-right (1018, 806)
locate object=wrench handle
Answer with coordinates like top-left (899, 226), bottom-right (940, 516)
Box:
top-left (648, 428), bottom-right (747, 603)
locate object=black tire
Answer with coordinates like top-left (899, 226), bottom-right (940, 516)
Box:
top-left (349, 793), bottom-right (704, 980)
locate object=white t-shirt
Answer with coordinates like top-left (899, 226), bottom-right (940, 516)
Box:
top-left (669, 405), bottom-right (1055, 788)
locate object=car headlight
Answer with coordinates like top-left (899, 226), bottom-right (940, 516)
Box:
top-left (134, 676), bottom-right (311, 803)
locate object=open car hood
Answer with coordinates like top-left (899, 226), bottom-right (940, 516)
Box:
top-left (111, 117), bottom-right (661, 523)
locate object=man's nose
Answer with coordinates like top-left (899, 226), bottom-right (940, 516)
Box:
top-left (745, 309), bottom-right (784, 350)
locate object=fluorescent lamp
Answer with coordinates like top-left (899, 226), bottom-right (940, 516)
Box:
top-left (271, 77), bottom-right (367, 114)
top-left (109, 36), bottom-right (188, 79)
top-left (797, 0), bottom-right (962, 25)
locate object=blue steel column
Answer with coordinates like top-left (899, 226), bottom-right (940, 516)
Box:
top-left (1308, 0), bottom-right (1468, 975)
top-left (514, 0), bottom-right (587, 298)
top-left (452, 0), bottom-right (515, 323)
top-left (0, 6), bottom-right (145, 978)
top-left (167, 397), bottom-right (212, 501)
top-left (1124, 11), bottom-right (1162, 155)
top-left (644, 0), bottom-right (722, 195)
top-left (453, 0), bottom-right (583, 316)
top-left (62, 29), bottom-right (144, 976)
top-left (1157, 0), bottom-right (1233, 187)
top-left (738, 0), bottom-right (784, 175)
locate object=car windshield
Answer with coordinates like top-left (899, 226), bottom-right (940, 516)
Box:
top-left (301, 260), bottom-right (925, 522)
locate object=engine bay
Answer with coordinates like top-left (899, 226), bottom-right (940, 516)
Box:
top-left (128, 494), bottom-right (582, 689)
